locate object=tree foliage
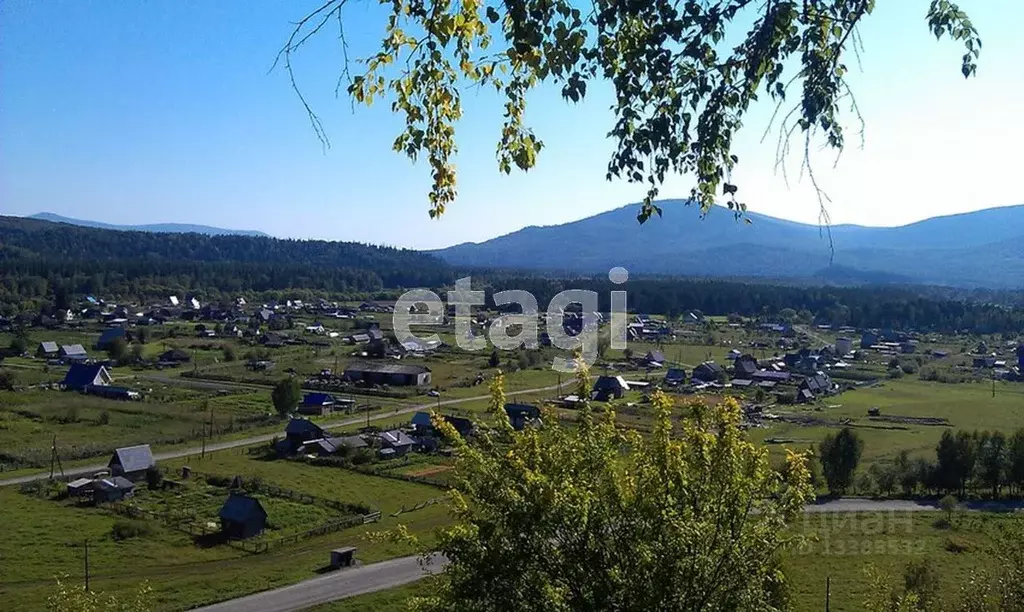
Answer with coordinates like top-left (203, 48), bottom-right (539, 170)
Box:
top-left (818, 427), bottom-right (862, 495)
top-left (399, 363), bottom-right (814, 610)
top-left (271, 377), bottom-right (302, 418)
top-left (281, 0), bottom-right (980, 221)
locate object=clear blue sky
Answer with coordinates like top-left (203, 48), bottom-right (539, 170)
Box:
top-left (2, 0), bottom-right (1021, 249)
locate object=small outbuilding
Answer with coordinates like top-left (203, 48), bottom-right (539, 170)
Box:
top-left (219, 494), bottom-right (268, 540)
top-left (108, 444), bottom-right (156, 481)
top-left (93, 476), bottom-right (136, 503)
top-left (331, 547), bottom-right (357, 569)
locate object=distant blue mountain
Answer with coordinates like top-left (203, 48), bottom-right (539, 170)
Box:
top-left (28, 212), bottom-right (269, 237)
top-left (432, 201), bottom-right (1024, 288)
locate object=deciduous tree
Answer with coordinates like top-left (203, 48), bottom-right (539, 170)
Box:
top-left (280, 0), bottom-right (981, 221)
top-left (818, 427), bottom-right (863, 495)
top-left (271, 377), bottom-right (302, 418)
top-left (397, 362), bottom-right (814, 610)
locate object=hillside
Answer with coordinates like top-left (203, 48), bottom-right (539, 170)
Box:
top-left (433, 201), bottom-right (1024, 288)
top-left (0, 216), bottom-right (454, 297)
top-left (28, 212), bottom-right (270, 237)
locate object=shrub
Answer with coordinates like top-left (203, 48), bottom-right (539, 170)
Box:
top-left (944, 536), bottom-right (971, 553)
top-left (97, 411), bottom-right (110, 425)
top-left (110, 520), bottom-right (152, 541)
top-left (145, 466), bottom-right (163, 490)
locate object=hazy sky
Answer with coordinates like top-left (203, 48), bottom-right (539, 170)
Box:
top-left (2, 1), bottom-right (1022, 249)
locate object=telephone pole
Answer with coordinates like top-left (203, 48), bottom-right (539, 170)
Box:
top-left (50, 436), bottom-right (65, 480)
top-left (84, 539), bottom-right (90, 592)
top-left (825, 576), bottom-right (830, 612)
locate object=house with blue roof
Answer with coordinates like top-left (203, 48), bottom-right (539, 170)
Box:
top-left (297, 392), bottom-right (336, 417)
top-left (505, 403), bottom-right (540, 430)
top-left (62, 364), bottom-right (112, 391)
top-left (219, 494), bottom-right (267, 540)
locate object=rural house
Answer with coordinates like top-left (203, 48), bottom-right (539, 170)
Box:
top-left (732, 355), bottom-right (759, 379)
top-left (284, 418), bottom-right (326, 450)
top-left (219, 494), bottom-right (267, 540)
top-left (37, 341), bottom-right (60, 359)
top-left (378, 430), bottom-right (416, 457)
top-left (62, 363), bottom-right (112, 391)
top-left (93, 477), bottom-right (136, 503)
top-left (592, 375), bottom-right (629, 401)
top-left (663, 368), bottom-right (687, 387)
top-left (59, 344), bottom-right (89, 363)
top-left (692, 362), bottom-right (725, 384)
top-left (860, 332), bottom-right (879, 349)
top-left (505, 403), bottom-right (541, 430)
top-left (108, 444), bottom-right (156, 481)
top-left (297, 392), bottom-right (336, 417)
top-left (642, 350), bottom-right (666, 367)
top-left (973, 356), bottom-right (997, 369)
top-left (344, 362), bottom-right (431, 387)
top-left (410, 411), bottom-right (434, 433)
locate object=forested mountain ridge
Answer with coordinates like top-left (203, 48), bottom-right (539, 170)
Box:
top-left (434, 201), bottom-right (1024, 288)
top-left (2, 216), bottom-right (1023, 333)
top-left (28, 212), bottom-right (269, 237)
top-left (0, 216), bottom-right (455, 308)
top-left (1, 215), bottom-right (449, 275)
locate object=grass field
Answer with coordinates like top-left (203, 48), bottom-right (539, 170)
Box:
top-left (0, 449), bottom-right (451, 611)
top-left (303, 511), bottom-right (1021, 612)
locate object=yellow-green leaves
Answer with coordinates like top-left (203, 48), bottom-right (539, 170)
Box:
top-left (285, 0), bottom-right (980, 221)
top-left (418, 360), bottom-right (813, 611)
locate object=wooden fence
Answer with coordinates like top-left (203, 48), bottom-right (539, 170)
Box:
top-left (97, 471), bottom-right (381, 554)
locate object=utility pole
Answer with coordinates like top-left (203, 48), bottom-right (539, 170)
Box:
top-left (825, 576), bottom-right (830, 612)
top-left (84, 539), bottom-right (90, 592)
top-left (992, 370), bottom-right (996, 398)
top-left (50, 436), bottom-right (65, 480)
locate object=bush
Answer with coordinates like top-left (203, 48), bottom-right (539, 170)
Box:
top-left (886, 368), bottom-right (904, 379)
top-left (944, 536), bottom-right (971, 553)
top-left (145, 466), bottom-right (163, 490)
top-left (222, 345), bottom-right (236, 362)
top-left (205, 474), bottom-right (231, 488)
top-left (97, 411), bottom-right (110, 425)
top-left (110, 520), bottom-right (152, 541)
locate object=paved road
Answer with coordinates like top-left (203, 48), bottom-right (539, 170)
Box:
top-left (0, 384), bottom-right (561, 487)
top-left (190, 497), bottom-right (1024, 612)
top-left (808, 497), bottom-right (1024, 513)
top-left (191, 553), bottom-right (448, 612)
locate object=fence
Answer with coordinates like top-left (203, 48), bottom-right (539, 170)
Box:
top-left (97, 470), bottom-right (381, 554)
top-left (390, 497), bottom-right (445, 517)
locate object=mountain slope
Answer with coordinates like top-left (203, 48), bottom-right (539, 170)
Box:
top-left (28, 212), bottom-right (269, 237)
top-left (433, 201), bottom-right (1024, 288)
top-left (1, 215), bottom-right (453, 290)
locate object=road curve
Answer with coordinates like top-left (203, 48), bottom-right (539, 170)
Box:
top-left (0, 384), bottom-right (561, 487)
top-left (190, 553), bottom-right (448, 612)
top-left (188, 497), bottom-right (1024, 612)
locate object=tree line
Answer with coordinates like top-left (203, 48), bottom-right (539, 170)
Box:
top-left (4, 216), bottom-right (1024, 334)
top-left (816, 428), bottom-right (1024, 500)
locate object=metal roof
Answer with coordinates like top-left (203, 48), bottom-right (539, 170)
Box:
top-left (219, 494), bottom-right (267, 523)
top-left (110, 444), bottom-right (155, 473)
